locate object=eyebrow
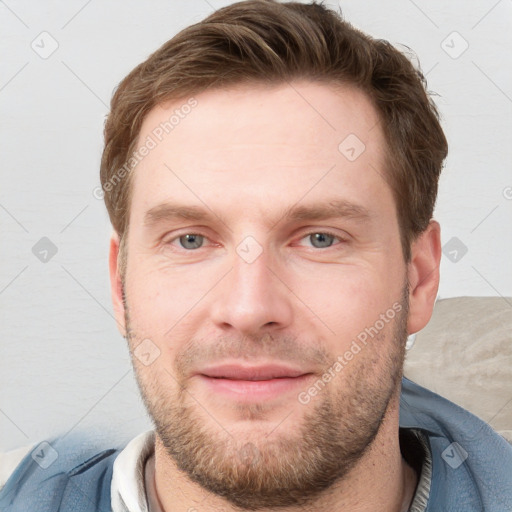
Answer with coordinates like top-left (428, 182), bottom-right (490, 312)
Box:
top-left (143, 199), bottom-right (373, 229)
top-left (281, 199), bottom-right (373, 224)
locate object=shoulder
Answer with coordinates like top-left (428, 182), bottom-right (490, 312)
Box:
top-left (0, 444), bottom-right (35, 492)
top-left (0, 432), bottom-right (126, 512)
top-left (400, 377), bottom-right (512, 511)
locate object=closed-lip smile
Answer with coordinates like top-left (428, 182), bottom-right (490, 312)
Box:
top-left (195, 362), bottom-right (314, 401)
top-left (197, 363), bottom-right (310, 380)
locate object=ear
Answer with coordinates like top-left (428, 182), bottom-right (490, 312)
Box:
top-left (406, 220), bottom-right (441, 335)
top-left (109, 231), bottom-right (127, 337)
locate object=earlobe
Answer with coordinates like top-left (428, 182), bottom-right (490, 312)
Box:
top-left (406, 220), bottom-right (442, 335)
top-left (109, 231), bottom-right (127, 337)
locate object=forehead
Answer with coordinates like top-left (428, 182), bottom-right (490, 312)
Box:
top-left (129, 81), bottom-right (391, 223)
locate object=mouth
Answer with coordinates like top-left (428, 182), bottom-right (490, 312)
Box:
top-left (195, 363), bottom-right (314, 401)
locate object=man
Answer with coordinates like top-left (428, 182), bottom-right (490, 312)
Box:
top-left (1, 1), bottom-right (511, 511)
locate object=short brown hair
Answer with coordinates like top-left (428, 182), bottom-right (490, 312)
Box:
top-left (100, 0), bottom-right (448, 264)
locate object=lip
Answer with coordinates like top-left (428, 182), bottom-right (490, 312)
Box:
top-left (197, 363), bottom-right (309, 380)
top-left (195, 363), bottom-right (314, 401)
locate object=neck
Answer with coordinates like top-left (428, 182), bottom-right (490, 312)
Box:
top-left (152, 394), bottom-right (418, 512)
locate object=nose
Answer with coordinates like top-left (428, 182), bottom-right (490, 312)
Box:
top-left (210, 245), bottom-right (294, 336)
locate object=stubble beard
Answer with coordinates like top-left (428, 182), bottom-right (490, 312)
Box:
top-left (125, 283), bottom-right (409, 510)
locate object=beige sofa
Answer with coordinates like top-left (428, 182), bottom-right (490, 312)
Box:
top-left (404, 296), bottom-right (512, 443)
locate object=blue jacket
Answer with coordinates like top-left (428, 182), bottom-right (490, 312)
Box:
top-left (0, 435), bottom-right (119, 511)
top-left (1, 378), bottom-right (511, 511)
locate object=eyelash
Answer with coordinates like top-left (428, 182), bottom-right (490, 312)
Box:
top-left (163, 230), bottom-right (348, 251)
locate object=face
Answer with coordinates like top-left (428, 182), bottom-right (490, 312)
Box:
top-left (114, 81), bottom-right (414, 509)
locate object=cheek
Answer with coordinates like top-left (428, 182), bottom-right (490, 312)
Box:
top-left (126, 255), bottom-right (179, 308)
top-left (286, 264), bottom-right (392, 339)
top-left (123, 258), bottom-right (216, 341)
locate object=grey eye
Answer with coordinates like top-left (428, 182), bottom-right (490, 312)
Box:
top-left (179, 234), bottom-right (204, 250)
top-left (309, 233), bottom-right (335, 248)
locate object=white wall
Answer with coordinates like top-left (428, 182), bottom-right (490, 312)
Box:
top-left (1, 0), bottom-right (511, 451)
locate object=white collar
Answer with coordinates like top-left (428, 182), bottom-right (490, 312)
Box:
top-left (111, 430), bottom-right (155, 512)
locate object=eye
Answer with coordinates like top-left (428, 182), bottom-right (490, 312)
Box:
top-left (298, 232), bottom-right (345, 249)
top-left (174, 233), bottom-right (205, 250)
top-left (164, 231), bottom-right (346, 252)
